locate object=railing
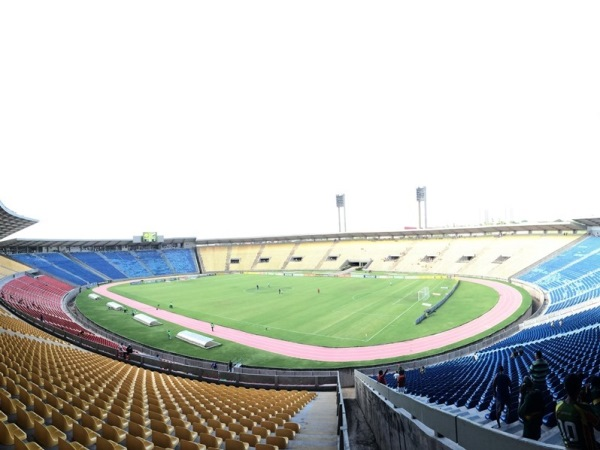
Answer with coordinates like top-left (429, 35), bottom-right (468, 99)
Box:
top-left (355, 371), bottom-right (561, 450)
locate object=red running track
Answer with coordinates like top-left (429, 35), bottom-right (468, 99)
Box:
top-left (94, 278), bottom-right (521, 363)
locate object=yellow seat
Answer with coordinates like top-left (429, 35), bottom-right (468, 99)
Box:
top-left (229, 423), bottom-right (248, 436)
top-left (198, 432), bottom-right (222, 449)
top-left (126, 433), bottom-right (155, 450)
top-left (0, 420), bottom-right (27, 445)
top-left (255, 444), bottom-right (279, 450)
top-left (81, 411), bottom-right (104, 432)
top-left (198, 409), bottom-right (216, 420)
top-left (0, 389), bottom-right (20, 416)
top-left (150, 418), bottom-right (175, 435)
top-left (206, 418), bottom-right (225, 430)
top-left (72, 422), bottom-right (99, 447)
top-left (275, 428), bottom-right (295, 440)
top-left (266, 435), bottom-right (288, 449)
top-left (57, 437), bottom-right (87, 450)
top-left (239, 418), bottom-right (256, 430)
top-left (170, 416), bottom-right (191, 429)
top-left (33, 395), bottom-right (53, 421)
top-left (192, 422), bottom-right (213, 435)
top-left (252, 426), bottom-right (270, 439)
top-left (283, 421), bottom-right (300, 433)
top-left (130, 411), bottom-right (151, 428)
top-left (62, 402), bottom-right (83, 422)
top-left (130, 404), bottom-right (148, 417)
top-left (17, 386), bottom-right (35, 409)
top-left (129, 420), bottom-right (153, 439)
top-left (101, 423), bottom-right (127, 445)
top-left (70, 396), bottom-right (88, 412)
top-left (225, 439), bottom-right (249, 450)
top-left (249, 415), bottom-right (264, 426)
top-left (95, 397), bottom-right (111, 411)
top-left (179, 439), bottom-right (208, 450)
top-left (17, 407), bottom-right (44, 432)
top-left (33, 421), bottom-right (67, 448)
top-left (96, 435), bottom-right (127, 450)
top-left (261, 421), bottom-right (277, 433)
top-left (269, 417), bottom-right (285, 427)
top-left (174, 425), bottom-right (198, 443)
top-left (88, 403), bottom-right (108, 421)
top-left (51, 408), bottom-right (75, 434)
top-left (239, 433), bottom-right (260, 447)
top-left (216, 428), bottom-right (235, 440)
top-left (151, 430), bottom-right (179, 449)
top-left (6, 377), bottom-right (20, 397)
top-left (107, 411), bottom-right (129, 429)
top-left (13, 438), bottom-right (44, 450)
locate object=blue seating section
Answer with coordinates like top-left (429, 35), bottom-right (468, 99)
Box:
top-left (70, 252), bottom-right (127, 280)
top-left (399, 319), bottom-right (600, 424)
top-left (10, 249), bottom-right (199, 285)
top-left (163, 248), bottom-right (198, 273)
top-left (134, 250), bottom-right (173, 276)
top-left (11, 253), bottom-right (90, 286)
top-left (35, 252), bottom-right (106, 284)
top-left (381, 236), bottom-right (600, 426)
top-left (517, 236), bottom-right (600, 313)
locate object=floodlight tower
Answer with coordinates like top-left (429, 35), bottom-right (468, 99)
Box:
top-left (416, 186), bottom-right (427, 229)
top-left (336, 194), bottom-right (347, 233)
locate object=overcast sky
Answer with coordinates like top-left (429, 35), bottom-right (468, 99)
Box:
top-left (1, 1), bottom-right (599, 241)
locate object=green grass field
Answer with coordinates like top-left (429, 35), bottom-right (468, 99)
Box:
top-left (75, 273), bottom-right (531, 369)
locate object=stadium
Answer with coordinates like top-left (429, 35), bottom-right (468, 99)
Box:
top-left (1, 198), bottom-right (598, 450)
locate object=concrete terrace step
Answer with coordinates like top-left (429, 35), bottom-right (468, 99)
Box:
top-left (287, 391), bottom-right (339, 450)
top-left (435, 401), bottom-right (564, 446)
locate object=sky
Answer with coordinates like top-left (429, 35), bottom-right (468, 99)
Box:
top-left (1, 1), bottom-right (599, 241)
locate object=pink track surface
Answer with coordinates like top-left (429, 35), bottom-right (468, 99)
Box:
top-left (94, 278), bottom-right (521, 362)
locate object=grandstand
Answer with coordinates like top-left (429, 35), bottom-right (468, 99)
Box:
top-left (2, 200), bottom-right (600, 449)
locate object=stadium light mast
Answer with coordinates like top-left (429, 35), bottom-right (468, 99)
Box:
top-left (416, 186), bottom-right (427, 229)
top-left (336, 194), bottom-right (347, 233)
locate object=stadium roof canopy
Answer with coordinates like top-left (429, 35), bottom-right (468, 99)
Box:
top-left (195, 220), bottom-right (589, 246)
top-left (0, 199), bottom-right (595, 251)
top-left (0, 201), bottom-right (38, 241)
top-left (0, 237), bottom-right (197, 251)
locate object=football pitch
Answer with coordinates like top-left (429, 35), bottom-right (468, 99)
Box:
top-left (76, 273), bottom-right (530, 369)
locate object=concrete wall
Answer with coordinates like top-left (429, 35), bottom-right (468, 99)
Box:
top-left (355, 377), bottom-right (462, 450)
top-left (355, 371), bottom-right (563, 450)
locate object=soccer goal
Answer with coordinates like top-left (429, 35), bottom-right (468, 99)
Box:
top-left (418, 287), bottom-right (430, 303)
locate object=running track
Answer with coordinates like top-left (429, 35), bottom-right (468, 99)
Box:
top-left (94, 278), bottom-right (522, 363)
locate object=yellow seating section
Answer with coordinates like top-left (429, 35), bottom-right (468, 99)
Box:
top-left (0, 311), bottom-right (314, 449)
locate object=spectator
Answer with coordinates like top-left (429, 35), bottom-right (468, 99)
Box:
top-left (529, 350), bottom-right (549, 392)
top-left (228, 360), bottom-right (233, 372)
top-left (394, 367), bottom-right (406, 393)
top-left (518, 376), bottom-right (545, 440)
top-left (492, 365), bottom-right (512, 428)
top-left (588, 376), bottom-right (600, 416)
top-left (556, 373), bottom-right (600, 449)
top-left (377, 368), bottom-right (389, 384)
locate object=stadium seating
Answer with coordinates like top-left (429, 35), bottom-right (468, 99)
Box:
top-left (5, 231), bottom-right (600, 446)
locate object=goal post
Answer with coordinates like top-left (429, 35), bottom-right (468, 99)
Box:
top-left (418, 287), bottom-right (430, 303)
